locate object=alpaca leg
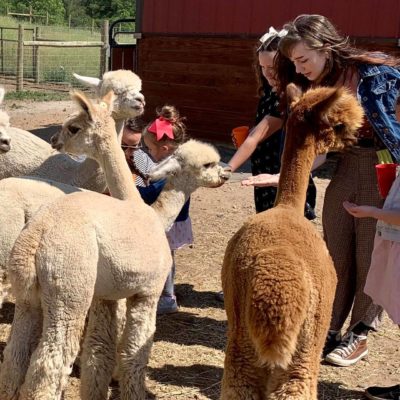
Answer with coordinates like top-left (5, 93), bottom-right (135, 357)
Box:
top-left (19, 302), bottom-right (90, 400)
top-left (118, 294), bottom-right (158, 400)
top-left (112, 299), bottom-right (127, 381)
top-left (80, 299), bottom-right (118, 400)
top-left (221, 332), bottom-right (266, 400)
top-left (0, 300), bottom-right (42, 400)
top-left (267, 303), bottom-right (328, 400)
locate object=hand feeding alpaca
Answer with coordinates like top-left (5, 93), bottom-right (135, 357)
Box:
top-left (0, 70), bottom-right (144, 191)
top-left (221, 84), bottom-right (364, 400)
top-left (0, 91), bottom-right (229, 400)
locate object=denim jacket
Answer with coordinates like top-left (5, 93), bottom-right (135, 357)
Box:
top-left (376, 169), bottom-right (400, 242)
top-left (357, 64), bottom-right (400, 161)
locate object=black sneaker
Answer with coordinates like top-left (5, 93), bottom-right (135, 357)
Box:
top-left (365, 384), bottom-right (400, 400)
top-left (322, 330), bottom-right (341, 358)
top-left (215, 291), bottom-right (224, 302)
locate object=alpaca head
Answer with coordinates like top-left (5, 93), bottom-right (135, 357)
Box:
top-left (286, 83), bottom-right (364, 155)
top-left (0, 87), bottom-right (11, 153)
top-left (51, 90), bottom-right (116, 159)
top-left (73, 70), bottom-right (145, 120)
top-left (148, 140), bottom-right (231, 189)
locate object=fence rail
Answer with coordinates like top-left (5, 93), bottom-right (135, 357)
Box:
top-left (0, 21), bottom-right (109, 91)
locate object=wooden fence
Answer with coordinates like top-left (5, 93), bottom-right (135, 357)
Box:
top-left (0, 21), bottom-right (109, 91)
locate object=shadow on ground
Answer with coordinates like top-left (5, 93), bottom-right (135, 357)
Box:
top-left (175, 283), bottom-right (224, 310)
top-left (155, 310), bottom-right (226, 351)
top-left (148, 364), bottom-right (223, 400)
top-left (31, 125), bottom-right (61, 143)
top-left (318, 380), bottom-right (365, 399)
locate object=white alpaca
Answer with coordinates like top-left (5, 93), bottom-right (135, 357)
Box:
top-left (0, 70), bottom-right (144, 191)
top-left (0, 90), bottom-right (229, 400)
top-left (0, 87), bottom-right (11, 153)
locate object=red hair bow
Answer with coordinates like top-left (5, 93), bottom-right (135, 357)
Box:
top-left (148, 117), bottom-right (174, 141)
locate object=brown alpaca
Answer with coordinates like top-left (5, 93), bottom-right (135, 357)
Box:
top-left (220, 84), bottom-right (364, 400)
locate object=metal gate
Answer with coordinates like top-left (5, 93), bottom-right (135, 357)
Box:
top-left (108, 18), bottom-right (140, 72)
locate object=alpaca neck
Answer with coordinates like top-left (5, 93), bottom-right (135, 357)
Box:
top-left (97, 122), bottom-right (140, 201)
top-left (152, 176), bottom-right (195, 230)
top-left (274, 134), bottom-right (316, 214)
top-left (72, 158), bottom-right (106, 191)
top-left (114, 119), bottom-right (125, 144)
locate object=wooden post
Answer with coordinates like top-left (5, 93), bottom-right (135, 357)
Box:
top-left (33, 26), bottom-right (40, 83)
top-left (0, 28), bottom-right (3, 74)
top-left (68, 14), bottom-right (71, 29)
top-left (46, 12), bottom-right (49, 25)
top-left (100, 20), bottom-right (109, 77)
top-left (91, 18), bottom-right (95, 35)
top-left (17, 24), bottom-right (24, 91)
top-left (29, 6), bottom-right (32, 24)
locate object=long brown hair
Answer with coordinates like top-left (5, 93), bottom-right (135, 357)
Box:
top-left (275, 14), bottom-right (400, 93)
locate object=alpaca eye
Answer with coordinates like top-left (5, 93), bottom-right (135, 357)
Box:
top-left (333, 123), bottom-right (345, 133)
top-left (303, 110), bottom-right (313, 122)
top-left (203, 162), bottom-right (215, 168)
top-left (68, 126), bottom-right (80, 135)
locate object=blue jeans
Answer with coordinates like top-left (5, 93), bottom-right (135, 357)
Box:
top-left (161, 251), bottom-right (176, 297)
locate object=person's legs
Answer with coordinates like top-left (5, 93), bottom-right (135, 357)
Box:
top-left (323, 153), bottom-right (357, 333)
top-left (326, 149), bottom-right (383, 366)
top-left (157, 251), bottom-right (178, 315)
top-left (351, 149), bottom-right (384, 331)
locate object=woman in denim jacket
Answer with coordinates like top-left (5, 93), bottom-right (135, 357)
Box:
top-left (273, 14), bottom-right (400, 368)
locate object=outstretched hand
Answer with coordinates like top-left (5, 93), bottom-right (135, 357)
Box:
top-left (241, 173), bottom-right (279, 187)
top-left (343, 201), bottom-right (378, 219)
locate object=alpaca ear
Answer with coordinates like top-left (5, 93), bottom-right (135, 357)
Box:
top-left (70, 90), bottom-right (96, 121)
top-left (286, 83), bottom-right (303, 107)
top-left (73, 73), bottom-right (101, 88)
top-left (309, 87), bottom-right (342, 117)
top-left (100, 90), bottom-right (115, 113)
top-left (147, 155), bottom-right (182, 181)
top-left (0, 87), bottom-right (5, 104)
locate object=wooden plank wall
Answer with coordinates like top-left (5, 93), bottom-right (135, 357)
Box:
top-left (137, 35), bottom-right (259, 143)
top-left (136, 35), bottom-right (400, 143)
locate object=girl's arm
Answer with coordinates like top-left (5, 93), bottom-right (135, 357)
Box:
top-left (343, 201), bottom-right (400, 226)
top-left (228, 115), bottom-right (282, 172)
top-left (241, 154), bottom-right (327, 187)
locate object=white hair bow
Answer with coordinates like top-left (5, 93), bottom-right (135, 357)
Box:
top-left (259, 26), bottom-right (288, 43)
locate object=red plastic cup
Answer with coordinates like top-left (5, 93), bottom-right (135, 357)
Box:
top-left (375, 163), bottom-right (397, 198)
top-left (231, 126), bottom-right (249, 148)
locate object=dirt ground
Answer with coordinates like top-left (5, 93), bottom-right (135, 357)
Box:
top-left (1, 99), bottom-right (400, 399)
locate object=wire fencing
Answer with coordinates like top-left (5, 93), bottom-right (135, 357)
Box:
top-left (0, 21), bottom-right (110, 92)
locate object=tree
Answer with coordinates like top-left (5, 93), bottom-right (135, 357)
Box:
top-left (16, 0), bottom-right (65, 24)
top-left (83, 0), bottom-right (135, 20)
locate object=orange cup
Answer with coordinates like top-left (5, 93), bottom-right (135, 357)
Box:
top-left (231, 126), bottom-right (249, 148)
top-left (375, 163), bottom-right (397, 199)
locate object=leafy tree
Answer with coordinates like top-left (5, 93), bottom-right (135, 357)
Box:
top-left (13, 0), bottom-right (65, 24)
top-left (83, 0), bottom-right (135, 20)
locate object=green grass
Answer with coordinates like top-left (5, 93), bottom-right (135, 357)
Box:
top-left (5, 90), bottom-right (69, 101)
top-left (0, 15), bottom-right (107, 88)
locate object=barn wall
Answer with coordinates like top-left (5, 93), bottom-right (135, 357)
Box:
top-left (137, 36), bottom-right (259, 143)
top-left (141, 0), bottom-right (400, 38)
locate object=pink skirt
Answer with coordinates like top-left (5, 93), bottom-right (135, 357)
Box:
top-left (364, 234), bottom-right (400, 324)
top-left (166, 218), bottom-right (193, 250)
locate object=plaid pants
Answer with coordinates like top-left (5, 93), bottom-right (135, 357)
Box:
top-left (323, 147), bottom-right (384, 331)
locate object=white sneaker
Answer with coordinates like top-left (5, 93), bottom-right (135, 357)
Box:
top-left (325, 331), bottom-right (368, 367)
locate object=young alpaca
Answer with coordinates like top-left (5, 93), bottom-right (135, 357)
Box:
top-left (221, 84), bottom-right (364, 400)
top-left (0, 91), bottom-right (229, 400)
top-left (0, 70), bottom-right (144, 191)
